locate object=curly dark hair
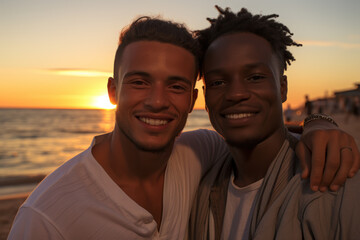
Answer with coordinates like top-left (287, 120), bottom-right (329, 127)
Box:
top-left (196, 6), bottom-right (302, 74)
top-left (113, 16), bottom-right (200, 83)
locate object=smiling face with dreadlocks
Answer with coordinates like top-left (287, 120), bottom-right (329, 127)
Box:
top-left (198, 6), bottom-right (302, 148)
top-left (197, 6), bottom-right (302, 75)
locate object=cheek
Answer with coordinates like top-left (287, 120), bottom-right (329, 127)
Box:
top-left (115, 86), bottom-right (126, 105)
top-left (204, 92), bottom-right (222, 124)
top-left (115, 83), bottom-right (124, 103)
top-left (168, 92), bottom-right (192, 113)
top-left (183, 95), bottom-right (195, 112)
top-left (260, 89), bottom-right (284, 117)
top-left (257, 82), bottom-right (282, 102)
top-left (116, 87), bottom-right (141, 108)
top-left (204, 89), bottom-right (221, 108)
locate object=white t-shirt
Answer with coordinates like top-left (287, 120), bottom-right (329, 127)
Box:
top-left (9, 129), bottom-right (229, 240)
top-left (220, 172), bottom-right (263, 240)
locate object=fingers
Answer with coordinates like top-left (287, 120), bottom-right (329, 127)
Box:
top-left (318, 137), bottom-right (341, 192)
top-left (349, 141), bottom-right (360, 177)
top-left (327, 146), bottom-right (353, 191)
top-left (296, 141), bottom-right (311, 180)
top-left (309, 138), bottom-right (327, 192)
top-left (320, 133), bottom-right (359, 191)
top-left (297, 127), bottom-right (360, 193)
top-left (297, 129), bottom-right (327, 191)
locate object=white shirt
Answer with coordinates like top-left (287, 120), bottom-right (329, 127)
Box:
top-left (9, 129), bottom-right (229, 240)
top-left (221, 172), bottom-right (263, 240)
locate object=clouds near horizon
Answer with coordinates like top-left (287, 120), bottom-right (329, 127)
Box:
top-left (299, 40), bottom-right (360, 49)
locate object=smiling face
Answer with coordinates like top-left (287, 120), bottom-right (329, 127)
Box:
top-left (108, 41), bottom-right (198, 152)
top-left (203, 32), bottom-right (287, 147)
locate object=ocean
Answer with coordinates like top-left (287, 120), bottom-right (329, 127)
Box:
top-left (0, 108), bottom-right (212, 196)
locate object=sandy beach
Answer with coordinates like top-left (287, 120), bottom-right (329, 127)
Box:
top-left (0, 194), bottom-right (28, 240)
top-left (0, 113), bottom-right (359, 240)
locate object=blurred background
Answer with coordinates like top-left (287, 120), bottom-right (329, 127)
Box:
top-left (1, 0), bottom-right (360, 110)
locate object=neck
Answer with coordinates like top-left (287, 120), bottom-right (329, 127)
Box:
top-left (230, 126), bottom-right (287, 187)
top-left (93, 128), bottom-right (172, 183)
top-left (92, 125), bottom-right (172, 229)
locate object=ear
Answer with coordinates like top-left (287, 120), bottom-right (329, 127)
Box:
top-left (280, 75), bottom-right (288, 103)
top-left (107, 77), bottom-right (117, 105)
top-left (188, 88), bottom-right (198, 113)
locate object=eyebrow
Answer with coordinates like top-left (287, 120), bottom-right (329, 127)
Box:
top-left (243, 63), bottom-right (269, 70)
top-left (123, 71), bottom-right (151, 79)
top-left (204, 62), bottom-right (270, 76)
top-left (167, 76), bottom-right (193, 86)
top-left (123, 71), bottom-right (193, 85)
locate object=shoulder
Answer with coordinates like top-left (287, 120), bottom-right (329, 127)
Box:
top-left (172, 129), bottom-right (229, 164)
top-left (23, 147), bottom-right (93, 209)
top-left (296, 173), bottom-right (360, 238)
top-left (8, 206), bottom-right (65, 239)
top-left (10, 148), bottom-right (94, 239)
top-left (293, 172), bottom-right (360, 220)
top-left (333, 172), bottom-right (360, 212)
top-left (299, 172), bottom-right (360, 209)
top-left (175, 129), bottom-right (227, 153)
top-left (168, 129), bottom-right (230, 180)
top-left (25, 134), bottom-right (111, 207)
top-left (176, 129), bottom-right (223, 145)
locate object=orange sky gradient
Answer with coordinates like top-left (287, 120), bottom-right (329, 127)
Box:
top-left (1, 0), bottom-right (359, 110)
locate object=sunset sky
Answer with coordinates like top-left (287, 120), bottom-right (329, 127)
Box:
top-left (1, 0), bottom-right (359, 110)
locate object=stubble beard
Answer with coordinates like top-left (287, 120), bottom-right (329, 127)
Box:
top-left (116, 120), bottom-right (175, 153)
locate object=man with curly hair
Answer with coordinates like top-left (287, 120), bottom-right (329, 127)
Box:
top-left (8, 11), bottom-right (359, 240)
top-left (189, 6), bottom-right (360, 239)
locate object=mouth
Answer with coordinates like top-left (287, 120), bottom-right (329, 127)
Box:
top-left (138, 117), bottom-right (170, 126)
top-left (224, 113), bottom-right (255, 119)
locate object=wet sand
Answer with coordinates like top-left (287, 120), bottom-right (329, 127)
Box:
top-left (0, 193), bottom-right (28, 240)
top-left (1, 113), bottom-right (359, 239)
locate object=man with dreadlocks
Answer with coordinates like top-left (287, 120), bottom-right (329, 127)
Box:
top-left (189, 6), bottom-right (360, 240)
top-left (8, 10), bottom-right (359, 240)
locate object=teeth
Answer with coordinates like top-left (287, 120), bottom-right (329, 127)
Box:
top-left (226, 113), bottom-right (254, 119)
top-left (139, 117), bottom-right (168, 126)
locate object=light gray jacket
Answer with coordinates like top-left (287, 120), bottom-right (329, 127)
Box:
top-left (189, 134), bottom-right (360, 240)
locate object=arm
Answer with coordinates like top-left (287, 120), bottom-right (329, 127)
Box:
top-left (176, 129), bottom-right (229, 176)
top-left (8, 207), bottom-right (64, 239)
top-left (295, 114), bottom-right (360, 192)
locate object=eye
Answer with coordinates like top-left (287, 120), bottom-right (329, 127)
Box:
top-left (171, 85), bottom-right (185, 90)
top-left (122, 78), bottom-right (149, 89)
top-left (169, 84), bottom-right (188, 93)
top-left (126, 79), bottom-right (149, 88)
top-left (207, 79), bottom-right (225, 87)
top-left (132, 80), bottom-right (146, 85)
top-left (247, 74), bottom-right (265, 81)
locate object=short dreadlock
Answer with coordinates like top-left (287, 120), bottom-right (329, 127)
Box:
top-left (196, 6), bottom-right (302, 74)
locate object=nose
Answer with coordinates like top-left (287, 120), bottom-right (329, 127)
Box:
top-left (225, 78), bottom-right (251, 102)
top-left (144, 84), bottom-right (170, 111)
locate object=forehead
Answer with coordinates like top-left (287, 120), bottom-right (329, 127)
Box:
top-left (203, 32), bottom-right (277, 72)
top-left (120, 41), bottom-right (196, 83)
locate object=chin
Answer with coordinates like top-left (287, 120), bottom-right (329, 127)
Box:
top-left (222, 131), bottom-right (265, 148)
top-left (135, 140), bottom-right (173, 152)
top-left (226, 138), bottom-right (262, 148)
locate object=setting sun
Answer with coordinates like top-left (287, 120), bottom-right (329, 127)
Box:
top-left (92, 94), bottom-right (116, 109)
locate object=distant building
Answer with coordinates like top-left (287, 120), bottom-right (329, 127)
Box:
top-left (334, 83), bottom-right (360, 98)
top-left (334, 83), bottom-right (360, 113)
top-left (310, 97), bottom-right (334, 114)
top-left (298, 83), bottom-right (360, 115)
